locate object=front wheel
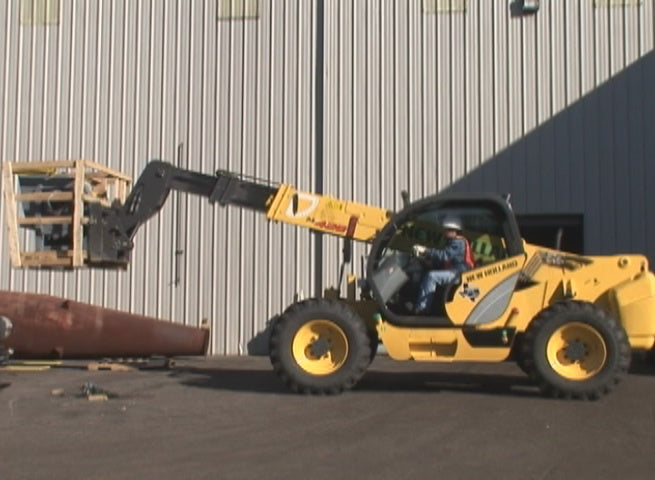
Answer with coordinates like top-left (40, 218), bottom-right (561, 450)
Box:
top-left (520, 301), bottom-right (631, 400)
top-left (269, 299), bottom-right (371, 394)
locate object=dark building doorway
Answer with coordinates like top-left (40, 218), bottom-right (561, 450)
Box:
top-left (515, 214), bottom-right (584, 254)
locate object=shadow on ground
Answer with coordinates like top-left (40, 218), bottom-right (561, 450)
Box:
top-left (356, 369), bottom-right (538, 397)
top-left (171, 362), bottom-right (540, 398)
top-left (629, 354), bottom-right (655, 376)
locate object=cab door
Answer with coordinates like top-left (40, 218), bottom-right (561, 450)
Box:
top-left (445, 253), bottom-right (526, 326)
top-left (366, 193), bottom-right (527, 328)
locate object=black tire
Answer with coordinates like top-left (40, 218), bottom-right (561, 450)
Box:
top-left (520, 300), bottom-right (631, 400)
top-left (511, 333), bottom-right (530, 375)
top-left (367, 327), bottom-right (379, 365)
top-left (269, 298), bottom-right (371, 394)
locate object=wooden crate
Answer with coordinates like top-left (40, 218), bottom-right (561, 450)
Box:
top-left (2, 160), bottom-right (131, 268)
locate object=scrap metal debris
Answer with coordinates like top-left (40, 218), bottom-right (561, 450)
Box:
top-left (80, 382), bottom-right (117, 402)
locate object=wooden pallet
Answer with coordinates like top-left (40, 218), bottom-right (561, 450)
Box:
top-left (86, 362), bottom-right (135, 372)
top-left (2, 160), bottom-right (131, 268)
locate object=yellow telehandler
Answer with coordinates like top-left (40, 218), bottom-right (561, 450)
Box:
top-left (5, 159), bottom-right (655, 399)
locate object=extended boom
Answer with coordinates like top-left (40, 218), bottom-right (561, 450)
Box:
top-left (87, 160), bottom-right (391, 266)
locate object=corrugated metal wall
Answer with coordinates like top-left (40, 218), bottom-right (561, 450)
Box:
top-left (1, 1), bottom-right (654, 354)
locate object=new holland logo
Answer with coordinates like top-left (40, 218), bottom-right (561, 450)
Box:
top-left (459, 283), bottom-right (480, 302)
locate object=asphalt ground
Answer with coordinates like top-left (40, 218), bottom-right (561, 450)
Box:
top-left (2, 355), bottom-right (655, 480)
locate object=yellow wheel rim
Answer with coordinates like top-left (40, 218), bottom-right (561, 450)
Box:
top-left (546, 322), bottom-right (607, 380)
top-left (292, 320), bottom-right (349, 375)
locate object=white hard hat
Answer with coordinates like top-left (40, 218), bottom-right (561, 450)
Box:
top-left (442, 216), bottom-right (463, 231)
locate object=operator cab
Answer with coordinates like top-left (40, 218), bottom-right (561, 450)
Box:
top-left (366, 193), bottom-right (527, 328)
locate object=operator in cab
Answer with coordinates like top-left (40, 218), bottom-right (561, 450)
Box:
top-left (412, 216), bottom-right (474, 314)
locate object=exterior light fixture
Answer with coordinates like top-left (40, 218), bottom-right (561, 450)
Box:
top-left (522, 0), bottom-right (540, 13)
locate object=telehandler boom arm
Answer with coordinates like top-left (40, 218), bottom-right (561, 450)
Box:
top-left (87, 160), bottom-right (391, 266)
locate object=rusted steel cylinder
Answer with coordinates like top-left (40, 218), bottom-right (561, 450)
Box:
top-left (0, 290), bottom-right (209, 358)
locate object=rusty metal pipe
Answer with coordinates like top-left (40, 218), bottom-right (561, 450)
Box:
top-left (0, 291), bottom-right (209, 358)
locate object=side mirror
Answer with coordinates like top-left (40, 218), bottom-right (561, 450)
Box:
top-left (401, 190), bottom-right (410, 208)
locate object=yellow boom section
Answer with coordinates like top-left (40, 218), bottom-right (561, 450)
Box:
top-left (265, 184), bottom-right (392, 242)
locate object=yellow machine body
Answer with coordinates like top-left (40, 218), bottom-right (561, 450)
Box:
top-left (264, 182), bottom-right (655, 365)
top-left (7, 159), bottom-right (655, 397)
top-left (371, 243), bottom-right (655, 363)
top-left (265, 184), bottom-right (392, 241)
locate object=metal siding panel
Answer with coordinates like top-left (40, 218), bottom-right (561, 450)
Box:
top-left (377, 2), bottom-right (391, 208)
top-left (92, 1), bottom-right (114, 309)
top-left (550, 0), bottom-right (569, 211)
top-left (366, 0), bottom-right (382, 209)
top-left (535, 1), bottom-right (552, 209)
top-left (193, 1), bottom-right (211, 335)
top-left (595, 1), bottom-right (611, 84)
top-left (214, 1), bottom-right (232, 353)
top-left (226, 7), bottom-right (245, 354)
top-left (610, 1), bottom-right (625, 75)
top-left (393, 3), bottom-right (405, 205)
top-left (408, 3), bottom-right (422, 195)
top-left (506, 3), bottom-right (526, 206)
top-left (422, 7), bottom-right (437, 197)
top-left (1, 4), bottom-right (17, 291)
top-left (133, 1), bottom-right (151, 316)
top-left (522, 12), bottom-right (541, 212)
top-left (597, 23), bottom-right (618, 256)
top-left (239, 5), bottom-right (258, 353)
top-left (350, 1), bottom-right (368, 281)
top-left (642, 0), bottom-right (654, 51)
top-left (305, 0), bottom-right (319, 300)
top-left (16, 7), bottom-right (33, 162)
top-left (436, 4), bottom-right (451, 191)
top-left (255, 0), bottom-right (272, 335)
top-left (142, 0), bottom-right (163, 320)
top-left (323, 0), bottom-right (341, 290)
top-left (585, 137), bottom-right (604, 254)
top-left (465, 0), bottom-right (480, 189)
top-left (0, 4), bottom-right (8, 169)
top-left (290, 2), bottom-right (313, 300)
top-left (626, 52), bottom-right (647, 255)
top-left (353, 0), bottom-right (367, 202)
top-left (0, 3), bottom-right (7, 289)
top-left (123, 0), bottom-right (139, 314)
top-left (157, 0), bottom-right (179, 325)
top-left (450, 7), bottom-right (465, 187)
top-left (393, 1), bottom-right (409, 208)
top-left (2, 0), bottom-right (655, 354)
top-left (581, 104), bottom-right (603, 255)
top-left (567, 1), bottom-right (585, 213)
top-left (625, 1), bottom-right (640, 62)
top-left (254, 0), bottom-right (275, 347)
top-left (612, 61), bottom-right (631, 255)
top-left (493, 1), bottom-right (507, 154)
top-left (578, 0), bottom-right (600, 253)
top-left (267, 0), bottom-right (283, 321)
top-left (478, 0), bottom-right (494, 191)
top-left (149, 1), bottom-right (169, 321)
top-left (643, 49), bottom-right (655, 262)
top-left (339, 0), bottom-right (353, 198)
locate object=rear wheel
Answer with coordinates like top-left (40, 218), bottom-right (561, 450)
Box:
top-left (520, 301), bottom-right (630, 400)
top-left (269, 299), bottom-right (371, 394)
